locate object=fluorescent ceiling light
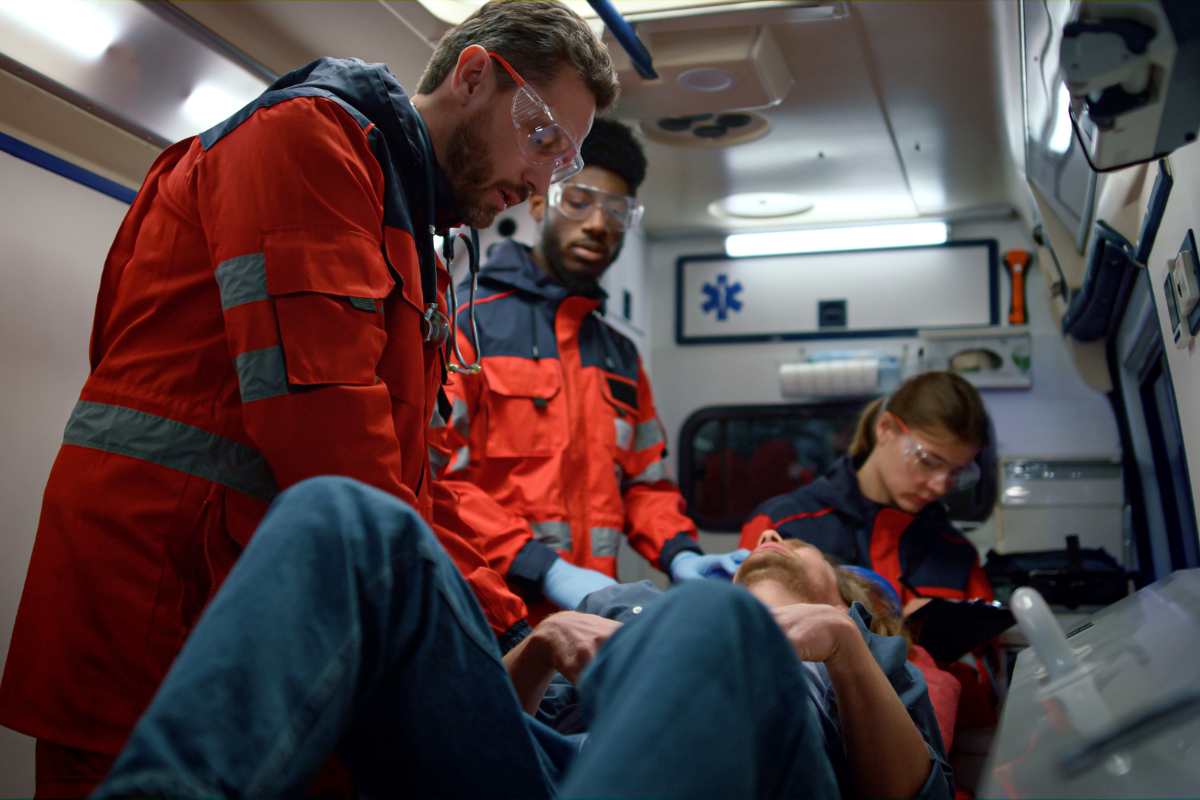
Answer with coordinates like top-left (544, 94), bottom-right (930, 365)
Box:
top-left (725, 221), bottom-right (948, 257)
top-left (417, 0), bottom-right (840, 25)
top-left (182, 83), bottom-right (252, 131)
top-left (0, 0), bottom-right (118, 60)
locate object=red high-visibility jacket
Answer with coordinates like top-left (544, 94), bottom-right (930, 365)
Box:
top-left (0, 59), bottom-right (528, 756)
top-left (429, 242), bottom-right (701, 601)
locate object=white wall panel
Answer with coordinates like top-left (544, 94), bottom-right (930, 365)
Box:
top-left (678, 241), bottom-right (997, 342)
top-left (0, 150), bottom-right (127, 795)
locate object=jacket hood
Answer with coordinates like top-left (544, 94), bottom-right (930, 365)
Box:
top-left (809, 455), bottom-right (882, 527)
top-left (478, 239), bottom-right (606, 306)
top-left (267, 57), bottom-right (463, 229)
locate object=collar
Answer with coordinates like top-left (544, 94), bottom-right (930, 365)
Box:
top-left (479, 240), bottom-right (607, 307)
top-left (267, 57), bottom-right (464, 229)
top-left (818, 455), bottom-right (883, 526)
top-left (378, 82), bottom-right (463, 232)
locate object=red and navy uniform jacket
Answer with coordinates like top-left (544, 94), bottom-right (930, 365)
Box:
top-left (429, 241), bottom-right (701, 603)
top-left (0, 58), bottom-right (528, 756)
top-left (740, 456), bottom-right (993, 605)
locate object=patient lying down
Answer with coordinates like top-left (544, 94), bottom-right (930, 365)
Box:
top-left (95, 478), bottom-right (951, 800)
top-left (528, 528), bottom-right (952, 796)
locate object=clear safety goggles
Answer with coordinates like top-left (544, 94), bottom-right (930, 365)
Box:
top-left (489, 51), bottom-right (583, 184)
top-left (893, 416), bottom-right (981, 492)
top-left (547, 181), bottom-right (644, 231)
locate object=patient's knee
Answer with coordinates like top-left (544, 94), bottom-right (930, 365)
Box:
top-left (267, 476), bottom-right (428, 558)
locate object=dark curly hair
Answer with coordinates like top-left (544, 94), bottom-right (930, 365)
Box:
top-left (580, 118), bottom-right (647, 195)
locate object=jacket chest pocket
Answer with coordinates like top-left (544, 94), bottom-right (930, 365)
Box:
top-left (599, 372), bottom-right (639, 455)
top-left (483, 358), bottom-right (567, 457)
top-left (262, 231), bottom-right (393, 389)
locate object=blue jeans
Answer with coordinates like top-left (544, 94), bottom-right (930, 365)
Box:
top-left (95, 477), bottom-right (838, 799)
top-left (94, 477), bottom-right (557, 799)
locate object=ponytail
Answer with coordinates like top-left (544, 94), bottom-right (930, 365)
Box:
top-left (849, 397), bottom-right (886, 460)
top-left (850, 371), bottom-right (989, 458)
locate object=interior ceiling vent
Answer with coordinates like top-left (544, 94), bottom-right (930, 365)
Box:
top-left (641, 111), bottom-right (769, 148)
top-left (609, 25), bottom-right (793, 119)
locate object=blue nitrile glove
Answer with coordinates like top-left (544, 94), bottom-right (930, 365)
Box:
top-left (669, 549), bottom-right (751, 582)
top-left (542, 558), bottom-right (618, 610)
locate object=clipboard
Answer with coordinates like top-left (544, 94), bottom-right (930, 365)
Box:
top-left (905, 598), bottom-right (1015, 662)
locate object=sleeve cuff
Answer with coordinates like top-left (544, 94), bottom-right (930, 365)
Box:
top-left (497, 619), bottom-right (533, 656)
top-left (914, 744), bottom-right (954, 800)
top-left (658, 532), bottom-right (703, 573)
top-left (507, 539), bottom-right (560, 597)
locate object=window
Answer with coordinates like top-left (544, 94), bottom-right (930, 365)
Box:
top-left (1112, 270), bottom-right (1199, 581)
top-left (679, 402), bottom-right (866, 532)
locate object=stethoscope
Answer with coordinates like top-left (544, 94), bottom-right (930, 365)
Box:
top-left (411, 109), bottom-right (483, 378)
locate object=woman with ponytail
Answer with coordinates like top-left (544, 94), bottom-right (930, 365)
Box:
top-left (740, 371), bottom-right (994, 611)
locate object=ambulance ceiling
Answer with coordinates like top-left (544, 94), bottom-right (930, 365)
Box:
top-left (0, 0), bottom-right (1018, 237)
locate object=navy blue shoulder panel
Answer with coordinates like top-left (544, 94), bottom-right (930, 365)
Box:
top-left (198, 86), bottom-right (417, 251)
top-left (578, 315), bottom-right (640, 382)
top-left (900, 509), bottom-right (980, 590)
top-left (199, 87), bottom-right (370, 150)
top-left (466, 288), bottom-right (561, 361)
top-left (753, 479), bottom-right (867, 564)
top-left (753, 485), bottom-right (827, 522)
top-left (774, 510), bottom-right (862, 565)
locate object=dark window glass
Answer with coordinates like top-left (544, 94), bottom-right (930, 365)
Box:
top-left (1141, 359), bottom-right (1199, 570)
top-left (679, 403), bottom-right (866, 532)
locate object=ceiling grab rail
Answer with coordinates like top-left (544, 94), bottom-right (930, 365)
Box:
top-left (585, 0), bottom-right (658, 80)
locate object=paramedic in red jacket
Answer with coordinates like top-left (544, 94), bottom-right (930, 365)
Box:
top-left (740, 371), bottom-right (994, 609)
top-left (0, 2), bottom-right (617, 795)
top-left (429, 119), bottom-right (745, 614)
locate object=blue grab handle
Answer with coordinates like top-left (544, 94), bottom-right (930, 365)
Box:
top-left (586, 0), bottom-right (658, 80)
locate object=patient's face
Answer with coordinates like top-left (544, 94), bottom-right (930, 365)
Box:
top-left (733, 530), bottom-right (845, 609)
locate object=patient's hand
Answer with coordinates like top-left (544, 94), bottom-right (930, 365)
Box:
top-left (770, 603), bottom-right (860, 665)
top-left (531, 611), bottom-right (621, 683)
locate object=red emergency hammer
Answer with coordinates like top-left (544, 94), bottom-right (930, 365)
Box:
top-left (1004, 249), bottom-right (1031, 325)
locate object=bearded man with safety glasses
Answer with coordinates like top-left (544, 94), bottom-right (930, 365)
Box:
top-left (430, 119), bottom-right (747, 619)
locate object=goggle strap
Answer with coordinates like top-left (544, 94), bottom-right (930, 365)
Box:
top-left (487, 51), bottom-right (526, 87)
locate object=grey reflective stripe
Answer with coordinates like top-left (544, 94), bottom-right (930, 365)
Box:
top-left (430, 399), bottom-right (469, 436)
top-left (448, 445), bottom-right (470, 473)
top-left (348, 297), bottom-right (376, 312)
top-left (626, 459), bottom-right (666, 486)
top-left (531, 520), bottom-right (572, 550)
top-left (63, 400), bottom-right (278, 501)
top-left (215, 253), bottom-right (267, 310)
top-left (429, 445), bottom-right (449, 473)
top-left (450, 399), bottom-right (469, 437)
top-left (614, 417), bottom-right (633, 450)
top-left (634, 420), bottom-right (664, 452)
top-left (590, 527), bottom-right (621, 558)
top-left (236, 346), bottom-right (289, 403)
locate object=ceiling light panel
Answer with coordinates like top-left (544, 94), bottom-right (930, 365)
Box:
top-left (417, 0), bottom-right (834, 24)
top-left (0, 0), bottom-right (272, 146)
top-left (725, 221), bottom-right (948, 257)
